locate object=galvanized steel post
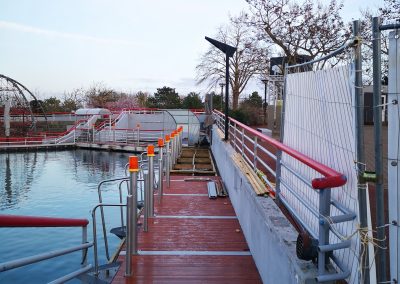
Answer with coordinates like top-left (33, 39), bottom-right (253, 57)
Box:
top-left (82, 226), bottom-right (87, 267)
top-left (158, 138), bottom-right (164, 200)
top-left (254, 136), bottom-right (258, 171)
top-left (128, 156), bottom-right (139, 255)
top-left (372, 16), bottom-right (387, 283)
top-left (317, 188), bottom-right (331, 278)
top-left (92, 124), bottom-right (95, 143)
top-left (143, 170), bottom-right (149, 232)
top-left (387, 26), bottom-right (400, 284)
top-left (125, 195), bottom-right (133, 277)
top-left (353, 20), bottom-right (370, 283)
top-left (165, 135), bottom-right (171, 188)
top-left (170, 131), bottom-right (176, 168)
top-left (147, 145), bottom-right (155, 217)
top-left (174, 130), bottom-right (178, 164)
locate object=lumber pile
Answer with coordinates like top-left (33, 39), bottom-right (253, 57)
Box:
top-left (231, 153), bottom-right (270, 196)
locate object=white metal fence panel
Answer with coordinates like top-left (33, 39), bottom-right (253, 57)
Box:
top-left (282, 66), bottom-right (360, 283)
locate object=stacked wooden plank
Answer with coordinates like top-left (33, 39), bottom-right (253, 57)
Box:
top-left (231, 153), bottom-right (270, 196)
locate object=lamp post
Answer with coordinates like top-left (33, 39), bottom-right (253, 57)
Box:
top-left (219, 82), bottom-right (225, 111)
top-left (205, 36), bottom-right (236, 141)
top-left (261, 79), bottom-right (268, 125)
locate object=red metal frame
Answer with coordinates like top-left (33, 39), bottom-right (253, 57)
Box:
top-left (0, 215), bottom-right (89, 227)
top-left (214, 110), bottom-right (347, 190)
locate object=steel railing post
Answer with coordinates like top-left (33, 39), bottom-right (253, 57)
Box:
top-left (233, 122), bottom-right (237, 150)
top-left (317, 188), bottom-right (331, 278)
top-left (147, 145), bottom-right (155, 217)
top-left (125, 195), bottom-right (133, 277)
top-left (158, 138), bottom-right (164, 200)
top-left (165, 135), bottom-right (171, 188)
top-left (128, 156), bottom-right (139, 255)
top-left (92, 124), bottom-right (95, 143)
top-left (174, 130), bottom-right (179, 163)
top-left (81, 225), bottom-right (87, 267)
top-left (170, 132), bottom-right (175, 169)
top-left (254, 136), bottom-right (258, 171)
top-left (143, 171), bottom-right (149, 232)
top-left (241, 128), bottom-right (244, 157)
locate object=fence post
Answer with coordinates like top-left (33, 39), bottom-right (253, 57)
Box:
top-left (388, 26), bottom-right (400, 284)
top-left (372, 16), bottom-right (387, 283)
top-left (353, 20), bottom-right (370, 283)
top-left (165, 135), bottom-right (171, 188)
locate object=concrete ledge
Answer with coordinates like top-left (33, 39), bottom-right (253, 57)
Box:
top-left (211, 126), bottom-right (317, 283)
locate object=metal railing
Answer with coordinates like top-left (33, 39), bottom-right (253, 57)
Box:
top-left (0, 215), bottom-right (93, 283)
top-left (213, 110), bottom-right (355, 282)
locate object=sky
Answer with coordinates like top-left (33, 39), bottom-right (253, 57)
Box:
top-left (0, 0), bottom-right (382, 100)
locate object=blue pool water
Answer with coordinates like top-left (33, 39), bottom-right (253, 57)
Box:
top-left (0, 149), bottom-right (133, 283)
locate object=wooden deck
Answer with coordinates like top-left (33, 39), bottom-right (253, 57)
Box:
top-left (111, 176), bottom-right (262, 283)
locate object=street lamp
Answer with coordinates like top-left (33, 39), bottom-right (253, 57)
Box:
top-left (205, 36), bottom-right (236, 141)
top-left (219, 82), bottom-right (225, 111)
top-left (261, 79), bottom-right (268, 125)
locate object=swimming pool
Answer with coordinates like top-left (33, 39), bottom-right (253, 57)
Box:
top-left (0, 149), bottom-right (133, 283)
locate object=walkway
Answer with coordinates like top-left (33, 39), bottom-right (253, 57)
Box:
top-left (112, 175), bottom-right (262, 283)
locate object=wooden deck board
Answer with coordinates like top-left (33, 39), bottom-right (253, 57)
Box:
top-left (112, 175), bottom-right (262, 283)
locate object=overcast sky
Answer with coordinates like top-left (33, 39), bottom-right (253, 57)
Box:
top-left (0, 0), bottom-right (382, 99)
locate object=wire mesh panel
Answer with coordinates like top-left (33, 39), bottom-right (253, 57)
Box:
top-left (281, 65), bottom-right (360, 283)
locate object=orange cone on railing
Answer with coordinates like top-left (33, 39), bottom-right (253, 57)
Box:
top-left (147, 144), bottom-right (155, 157)
top-left (129, 156), bottom-right (139, 172)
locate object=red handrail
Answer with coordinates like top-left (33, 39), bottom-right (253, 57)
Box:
top-left (0, 215), bottom-right (89, 227)
top-left (214, 110), bottom-right (347, 190)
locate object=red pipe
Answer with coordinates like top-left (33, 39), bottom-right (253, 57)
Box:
top-left (0, 215), bottom-right (89, 227)
top-left (214, 110), bottom-right (347, 190)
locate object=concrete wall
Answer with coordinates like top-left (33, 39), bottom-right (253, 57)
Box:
top-left (211, 126), bottom-right (318, 284)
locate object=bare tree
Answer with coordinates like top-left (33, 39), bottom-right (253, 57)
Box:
top-left (246, 0), bottom-right (350, 68)
top-left (85, 82), bottom-right (122, 108)
top-left (62, 88), bottom-right (85, 111)
top-left (135, 91), bottom-right (149, 108)
top-left (360, 0), bottom-right (400, 84)
top-left (196, 13), bottom-right (269, 110)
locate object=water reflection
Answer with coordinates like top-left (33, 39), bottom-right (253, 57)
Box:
top-left (0, 150), bottom-right (131, 210)
top-left (0, 151), bottom-right (44, 209)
